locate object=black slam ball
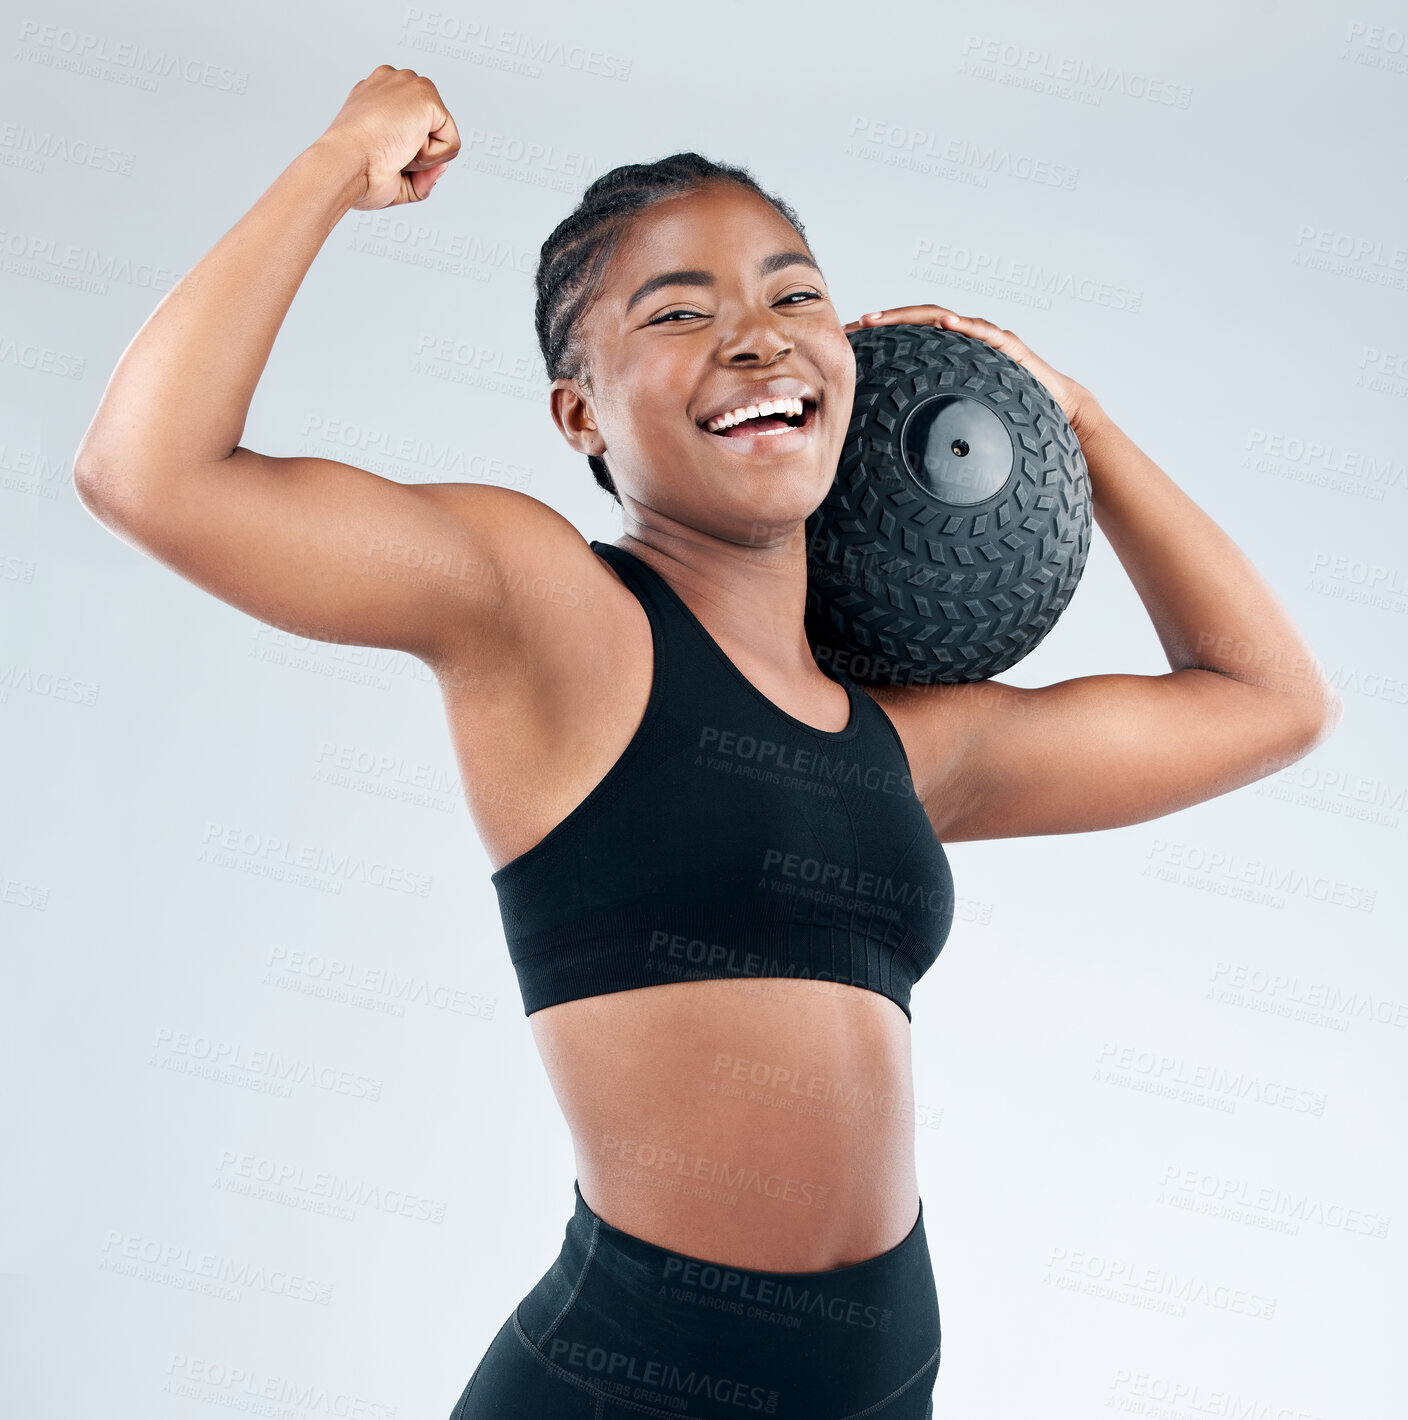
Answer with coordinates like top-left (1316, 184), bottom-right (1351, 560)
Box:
top-left (805, 322), bottom-right (1092, 686)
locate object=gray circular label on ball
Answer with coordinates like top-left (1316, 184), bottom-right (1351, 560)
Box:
top-left (901, 395), bottom-right (1015, 506)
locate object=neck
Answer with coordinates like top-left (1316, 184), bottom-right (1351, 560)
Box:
top-left (616, 521), bottom-right (822, 680)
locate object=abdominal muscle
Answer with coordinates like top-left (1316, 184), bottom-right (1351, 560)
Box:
top-left (528, 975), bottom-right (920, 1273)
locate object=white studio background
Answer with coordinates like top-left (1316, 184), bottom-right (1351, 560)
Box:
top-left (3, 2), bottom-right (1405, 1417)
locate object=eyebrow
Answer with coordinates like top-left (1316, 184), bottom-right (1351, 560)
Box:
top-left (623, 250), bottom-right (822, 315)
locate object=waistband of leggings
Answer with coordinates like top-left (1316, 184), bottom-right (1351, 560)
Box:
top-left (514, 1180), bottom-right (940, 1418)
top-left (570, 1177), bottom-right (928, 1284)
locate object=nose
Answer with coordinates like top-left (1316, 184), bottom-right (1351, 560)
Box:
top-left (716, 303), bottom-right (795, 365)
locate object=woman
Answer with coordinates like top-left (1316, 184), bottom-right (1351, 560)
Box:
top-left (74, 66), bottom-right (1342, 1420)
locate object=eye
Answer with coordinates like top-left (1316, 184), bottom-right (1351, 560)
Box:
top-left (647, 290), bottom-right (824, 325)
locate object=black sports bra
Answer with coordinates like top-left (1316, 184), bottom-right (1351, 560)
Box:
top-left (489, 540), bottom-right (954, 1021)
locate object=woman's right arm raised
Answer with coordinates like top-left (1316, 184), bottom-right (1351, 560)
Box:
top-left (72, 65), bottom-right (577, 670)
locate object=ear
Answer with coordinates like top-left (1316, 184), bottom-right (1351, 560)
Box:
top-left (549, 378), bottom-right (607, 458)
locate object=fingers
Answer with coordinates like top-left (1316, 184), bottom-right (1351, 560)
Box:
top-left (842, 306), bottom-right (955, 331)
top-left (952, 314), bottom-right (1016, 346)
top-left (843, 306), bottom-right (1018, 350)
top-left (426, 115), bottom-right (460, 162)
top-left (405, 82), bottom-right (460, 196)
top-left (872, 305), bottom-right (956, 322)
top-left (407, 160), bottom-right (450, 201)
top-left (405, 139), bottom-right (456, 170)
top-left (841, 304), bottom-right (1085, 428)
top-left (405, 89), bottom-right (460, 170)
top-left (419, 86), bottom-right (461, 164)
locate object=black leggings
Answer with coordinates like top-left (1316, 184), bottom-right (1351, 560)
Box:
top-left (447, 1180), bottom-right (940, 1419)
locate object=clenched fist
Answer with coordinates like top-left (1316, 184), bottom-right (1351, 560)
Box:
top-left (317, 64), bottom-right (460, 210)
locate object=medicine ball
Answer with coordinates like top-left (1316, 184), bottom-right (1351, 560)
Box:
top-left (805, 322), bottom-right (1092, 686)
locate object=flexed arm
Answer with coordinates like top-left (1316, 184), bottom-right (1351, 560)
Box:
top-left (71, 66), bottom-right (567, 670)
top-left (843, 306), bottom-right (1343, 843)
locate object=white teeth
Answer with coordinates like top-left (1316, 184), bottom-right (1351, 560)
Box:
top-left (705, 395), bottom-right (807, 433)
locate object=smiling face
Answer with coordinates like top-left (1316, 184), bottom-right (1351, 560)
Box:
top-left (549, 181), bottom-right (856, 545)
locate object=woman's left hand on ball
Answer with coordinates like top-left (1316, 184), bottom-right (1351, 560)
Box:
top-left (843, 305), bottom-right (1102, 441)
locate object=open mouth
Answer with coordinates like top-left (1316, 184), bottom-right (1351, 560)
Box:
top-left (699, 397), bottom-right (818, 439)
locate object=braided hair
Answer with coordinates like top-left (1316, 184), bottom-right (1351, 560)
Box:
top-left (533, 153), bottom-right (809, 503)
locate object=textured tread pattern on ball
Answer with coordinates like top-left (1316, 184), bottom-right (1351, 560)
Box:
top-left (806, 325), bottom-right (1092, 685)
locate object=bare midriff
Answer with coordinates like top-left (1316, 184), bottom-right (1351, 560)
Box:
top-left (527, 974), bottom-right (920, 1273)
